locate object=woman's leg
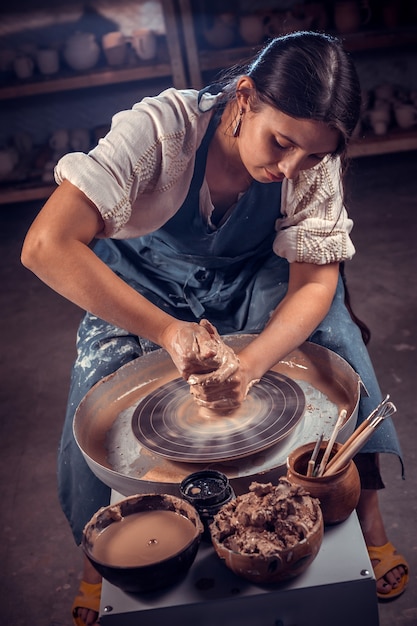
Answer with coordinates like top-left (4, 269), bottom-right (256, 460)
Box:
top-left (357, 484), bottom-right (407, 596)
top-left (59, 312), bottom-right (158, 624)
top-left (58, 313), bottom-right (150, 544)
top-left (310, 277), bottom-right (407, 597)
top-left (354, 452), bottom-right (407, 597)
top-left (310, 276), bottom-right (402, 459)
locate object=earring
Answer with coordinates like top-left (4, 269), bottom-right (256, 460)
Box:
top-left (233, 109), bottom-right (243, 137)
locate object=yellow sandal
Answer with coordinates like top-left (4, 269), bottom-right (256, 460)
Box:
top-left (367, 541), bottom-right (409, 601)
top-left (72, 580), bottom-right (102, 626)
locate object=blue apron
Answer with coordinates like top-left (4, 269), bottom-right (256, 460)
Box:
top-left (58, 102), bottom-right (403, 545)
top-left (93, 110), bottom-right (286, 333)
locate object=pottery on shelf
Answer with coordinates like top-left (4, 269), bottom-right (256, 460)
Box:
top-left (36, 48), bottom-right (60, 75)
top-left (102, 31), bottom-right (128, 67)
top-left (131, 28), bottom-right (157, 61)
top-left (239, 14), bottom-right (265, 45)
top-left (394, 103), bottom-right (417, 129)
top-left (265, 10), bottom-right (313, 36)
top-left (13, 55), bottom-right (34, 80)
top-left (203, 13), bottom-right (236, 49)
top-left (333, 0), bottom-right (371, 34)
top-left (0, 146), bottom-right (19, 179)
top-left (64, 32), bottom-right (100, 71)
top-left (367, 105), bottom-right (391, 136)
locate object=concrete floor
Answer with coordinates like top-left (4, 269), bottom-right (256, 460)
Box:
top-left (1, 150), bottom-right (416, 626)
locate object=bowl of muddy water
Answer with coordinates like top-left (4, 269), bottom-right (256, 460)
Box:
top-left (209, 478), bottom-right (324, 584)
top-left (82, 493), bottom-right (204, 593)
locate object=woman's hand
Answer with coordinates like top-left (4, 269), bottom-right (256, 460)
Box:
top-left (188, 358), bottom-right (259, 411)
top-left (167, 319), bottom-right (237, 377)
top-left (165, 319), bottom-right (256, 411)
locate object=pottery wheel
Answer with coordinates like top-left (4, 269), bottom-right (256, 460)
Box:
top-left (131, 371), bottom-right (305, 463)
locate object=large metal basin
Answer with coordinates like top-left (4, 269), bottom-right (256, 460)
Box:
top-left (73, 336), bottom-right (362, 496)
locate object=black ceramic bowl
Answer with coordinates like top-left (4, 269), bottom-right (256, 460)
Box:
top-left (82, 493), bottom-right (204, 593)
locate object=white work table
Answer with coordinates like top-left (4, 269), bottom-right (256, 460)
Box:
top-left (99, 501), bottom-right (379, 626)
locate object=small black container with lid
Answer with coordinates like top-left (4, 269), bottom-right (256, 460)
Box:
top-left (179, 470), bottom-right (235, 540)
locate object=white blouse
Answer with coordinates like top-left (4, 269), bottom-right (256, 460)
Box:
top-left (55, 87), bottom-right (355, 265)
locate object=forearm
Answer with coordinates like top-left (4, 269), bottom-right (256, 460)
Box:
top-left (239, 263), bottom-right (339, 380)
top-left (21, 181), bottom-right (179, 348)
top-left (26, 237), bottom-right (176, 345)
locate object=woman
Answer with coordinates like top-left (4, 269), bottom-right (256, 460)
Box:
top-left (22, 31), bottom-right (408, 625)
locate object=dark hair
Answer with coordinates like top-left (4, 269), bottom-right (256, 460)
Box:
top-left (220, 31), bottom-right (361, 155)
top-left (220, 32), bottom-right (369, 342)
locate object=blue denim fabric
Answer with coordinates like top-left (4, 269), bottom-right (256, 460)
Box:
top-left (310, 277), bottom-right (402, 460)
top-left (57, 317), bottom-right (159, 545)
top-left (59, 274), bottom-right (403, 545)
top-left (58, 110), bottom-right (402, 546)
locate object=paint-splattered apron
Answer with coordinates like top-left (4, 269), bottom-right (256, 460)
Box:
top-left (58, 109), bottom-right (402, 545)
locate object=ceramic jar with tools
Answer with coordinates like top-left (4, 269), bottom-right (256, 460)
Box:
top-left (287, 440), bottom-right (361, 525)
top-left (287, 396), bottom-right (396, 524)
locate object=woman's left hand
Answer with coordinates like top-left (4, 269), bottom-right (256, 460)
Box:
top-left (185, 326), bottom-right (259, 411)
top-left (168, 318), bottom-right (256, 411)
top-left (188, 364), bottom-right (258, 411)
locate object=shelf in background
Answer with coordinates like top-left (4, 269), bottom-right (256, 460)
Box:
top-left (341, 27), bottom-right (417, 52)
top-left (0, 61), bottom-right (173, 100)
top-left (195, 27), bottom-right (417, 77)
top-left (348, 128), bottom-right (417, 157)
top-left (0, 182), bottom-right (56, 205)
top-left (0, 0), bottom-right (188, 98)
top-left (2, 130), bottom-right (416, 205)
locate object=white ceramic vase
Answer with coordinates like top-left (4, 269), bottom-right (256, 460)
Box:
top-left (64, 32), bottom-right (100, 71)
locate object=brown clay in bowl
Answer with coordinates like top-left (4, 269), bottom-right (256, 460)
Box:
top-left (210, 479), bottom-right (323, 584)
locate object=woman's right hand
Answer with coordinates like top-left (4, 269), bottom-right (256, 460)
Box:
top-left (164, 319), bottom-right (238, 379)
top-left (163, 319), bottom-right (259, 411)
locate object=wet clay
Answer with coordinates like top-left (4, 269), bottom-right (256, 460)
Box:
top-left (210, 478), bottom-right (321, 556)
top-left (177, 319), bottom-right (241, 411)
top-left (91, 510), bottom-right (197, 567)
top-left (131, 371), bottom-right (304, 463)
top-left (74, 337), bottom-right (361, 490)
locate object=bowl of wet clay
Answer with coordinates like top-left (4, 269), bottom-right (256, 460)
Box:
top-left (209, 478), bottom-right (323, 584)
top-left (82, 493), bottom-right (204, 593)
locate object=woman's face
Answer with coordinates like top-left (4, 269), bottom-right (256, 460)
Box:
top-left (236, 99), bottom-right (340, 183)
